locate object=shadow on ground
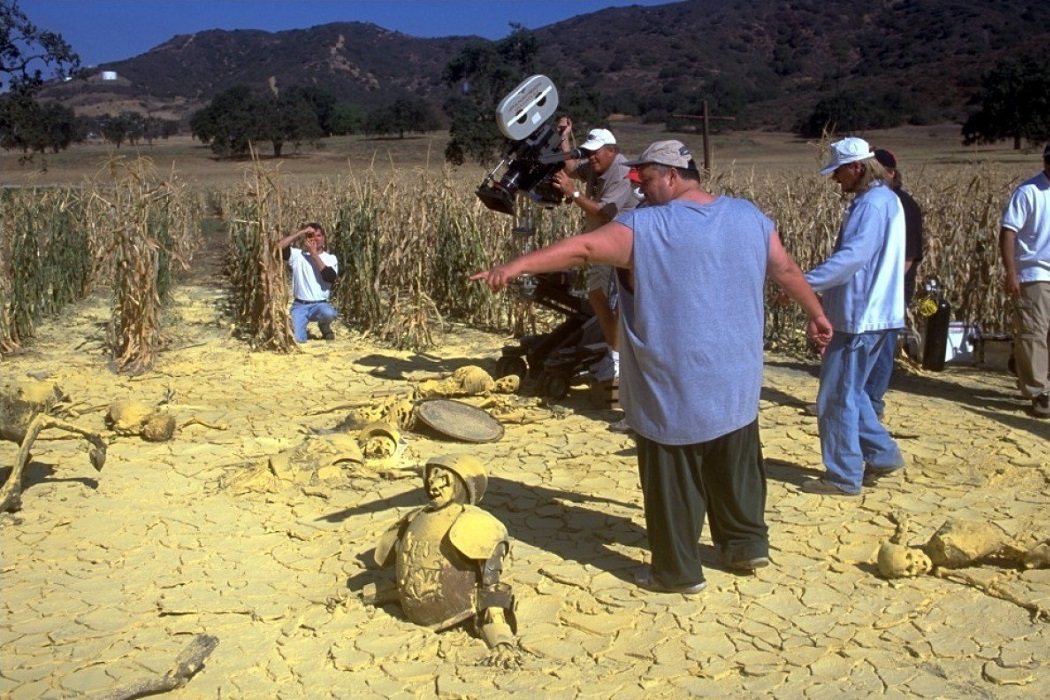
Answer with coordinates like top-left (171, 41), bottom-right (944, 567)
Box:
top-left (322, 475), bottom-right (645, 585)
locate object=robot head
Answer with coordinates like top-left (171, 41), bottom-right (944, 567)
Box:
top-left (425, 454), bottom-right (488, 506)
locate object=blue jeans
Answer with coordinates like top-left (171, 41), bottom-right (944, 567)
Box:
top-left (290, 301), bottom-right (338, 342)
top-left (817, 331), bottom-right (904, 492)
top-left (864, 329), bottom-right (897, 418)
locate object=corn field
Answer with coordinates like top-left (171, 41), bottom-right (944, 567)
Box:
top-left (0, 158), bottom-right (202, 372)
top-left (221, 160), bottom-right (579, 350)
top-left (1, 155), bottom-right (1032, 368)
top-left (716, 162), bottom-right (1028, 349)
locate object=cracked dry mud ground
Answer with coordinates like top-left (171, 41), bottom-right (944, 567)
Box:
top-left (2, 282), bottom-right (1049, 699)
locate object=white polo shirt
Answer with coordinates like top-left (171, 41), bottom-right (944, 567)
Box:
top-left (1001, 171), bottom-right (1050, 283)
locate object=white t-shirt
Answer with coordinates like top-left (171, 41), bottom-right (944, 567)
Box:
top-left (1001, 171), bottom-right (1050, 282)
top-left (288, 248), bottom-right (339, 301)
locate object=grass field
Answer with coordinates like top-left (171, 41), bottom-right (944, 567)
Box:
top-left (1, 121), bottom-right (1041, 189)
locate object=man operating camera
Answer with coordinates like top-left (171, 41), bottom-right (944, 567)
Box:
top-left (554, 118), bottom-right (640, 383)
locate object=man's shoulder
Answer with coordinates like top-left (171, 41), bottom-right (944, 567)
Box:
top-left (857, 183), bottom-right (900, 208)
top-left (1016, 171), bottom-right (1050, 193)
top-left (665, 195), bottom-right (768, 223)
top-left (704, 195), bottom-right (770, 223)
top-left (601, 156), bottom-right (632, 180)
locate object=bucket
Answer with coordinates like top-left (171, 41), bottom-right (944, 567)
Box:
top-left (945, 323), bottom-right (978, 364)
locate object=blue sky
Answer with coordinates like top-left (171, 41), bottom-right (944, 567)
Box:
top-left (20, 0), bottom-right (677, 68)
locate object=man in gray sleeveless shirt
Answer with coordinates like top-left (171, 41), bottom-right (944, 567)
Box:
top-left (473, 140), bottom-right (832, 594)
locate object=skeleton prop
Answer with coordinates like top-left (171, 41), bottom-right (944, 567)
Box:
top-left (1, 380), bottom-right (107, 513)
top-left (877, 518), bottom-right (1050, 579)
top-left (106, 399), bottom-right (176, 442)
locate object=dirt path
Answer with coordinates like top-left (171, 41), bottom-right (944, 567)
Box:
top-left (2, 276), bottom-right (1049, 698)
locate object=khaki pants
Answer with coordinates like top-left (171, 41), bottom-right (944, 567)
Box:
top-left (1014, 281), bottom-right (1050, 398)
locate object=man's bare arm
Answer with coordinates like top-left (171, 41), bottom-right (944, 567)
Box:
top-left (767, 229), bottom-right (833, 347)
top-left (471, 223), bottom-right (633, 292)
top-left (999, 227), bottom-right (1020, 297)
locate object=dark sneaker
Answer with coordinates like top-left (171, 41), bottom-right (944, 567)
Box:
top-left (800, 478), bottom-right (860, 496)
top-left (320, 325), bottom-right (335, 341)
top-left (1032, 393), bottom-right (1050, 418)
top-left (862, 466), bottom-right (902, 487)
top-left (633, 566), bottom-right (707, 594)
top-left (726, 556), bottom-right (770, 572)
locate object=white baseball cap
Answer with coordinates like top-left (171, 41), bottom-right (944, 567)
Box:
top-left (579, 128), bottom-right (616, 151)
top-left (820, 137), bottom-right (873, 176)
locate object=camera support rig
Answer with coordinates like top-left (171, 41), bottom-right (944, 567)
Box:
top-left (476, 75), bottom-right (606, 399)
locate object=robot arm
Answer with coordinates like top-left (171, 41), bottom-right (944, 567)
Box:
top-left (448, 509), bottom-right (518, 653)
top-left (476, 543), bottom-right (517, 649)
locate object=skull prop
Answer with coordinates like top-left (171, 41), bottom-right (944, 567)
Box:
top-left (141, 413), bottom-right (177, 442)
top-left (493, 375), bottom-right (520, 394)
top-left (877, 542), bottom-right (933, 578)
top-left (105, 399), bottom-right (175, 442)
top-left (358, 421), bottom-right (401, 459)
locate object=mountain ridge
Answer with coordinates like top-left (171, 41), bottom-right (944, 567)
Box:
top-left (39, 0), bottom-right (1050, 130)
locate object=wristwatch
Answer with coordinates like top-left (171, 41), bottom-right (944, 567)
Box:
top-left (572, 190), bottom-right (581, 199)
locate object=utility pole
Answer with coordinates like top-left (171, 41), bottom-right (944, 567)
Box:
top-left (670, 101), bottom-right (735, 173)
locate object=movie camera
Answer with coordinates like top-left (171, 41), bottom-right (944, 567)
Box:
top-left (476, 75), bottom-right (607, 399)
top-left (475, 75), bottom-right (582, 216)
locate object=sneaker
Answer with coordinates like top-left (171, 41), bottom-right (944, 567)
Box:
top-left (799, 478), bottom-right (860, 496)
top-left (1033, 393), bottom-right (1050, 418)
top-left (633, 566), bottom-right (707, 595)
top-left (590, 353), bottom-right (617, 382)
top-left (726, 556), bottom-right (770, 572)
top-left (862, 465), bottom-right (902, 487)
top-left (319, 324), bottom-right (335, 341)
top-left (609, 417), bottom-right (631, 433)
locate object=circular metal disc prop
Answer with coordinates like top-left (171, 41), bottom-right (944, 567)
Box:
top-left (414, 399), bottom-right (504, 443)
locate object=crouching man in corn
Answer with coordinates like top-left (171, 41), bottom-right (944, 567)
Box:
top-left (278, 222), bottom-right (340, 342)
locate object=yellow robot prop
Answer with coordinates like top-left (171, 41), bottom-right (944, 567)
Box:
top-left (370, 454), bottom-right (518, 665)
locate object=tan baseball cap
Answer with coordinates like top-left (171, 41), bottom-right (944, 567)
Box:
top-left (624, 140), bottom-right (694, 169)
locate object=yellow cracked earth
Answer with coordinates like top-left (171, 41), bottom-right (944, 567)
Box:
top-left (1, 281), bottom-right (1048, 698)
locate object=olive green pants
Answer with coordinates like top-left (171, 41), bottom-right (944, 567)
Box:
top-left (636, 419), bottom-right (768, 587)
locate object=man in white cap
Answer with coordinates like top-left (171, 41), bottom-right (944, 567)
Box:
top-left (472, 139), bottom-right (831, 594)
top-left (800, 137), bottom-right (907, 496)
top-left (1000, 143), bottom-right (1050, 418)
top-left (553, 117), bottom-right (639, 383)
